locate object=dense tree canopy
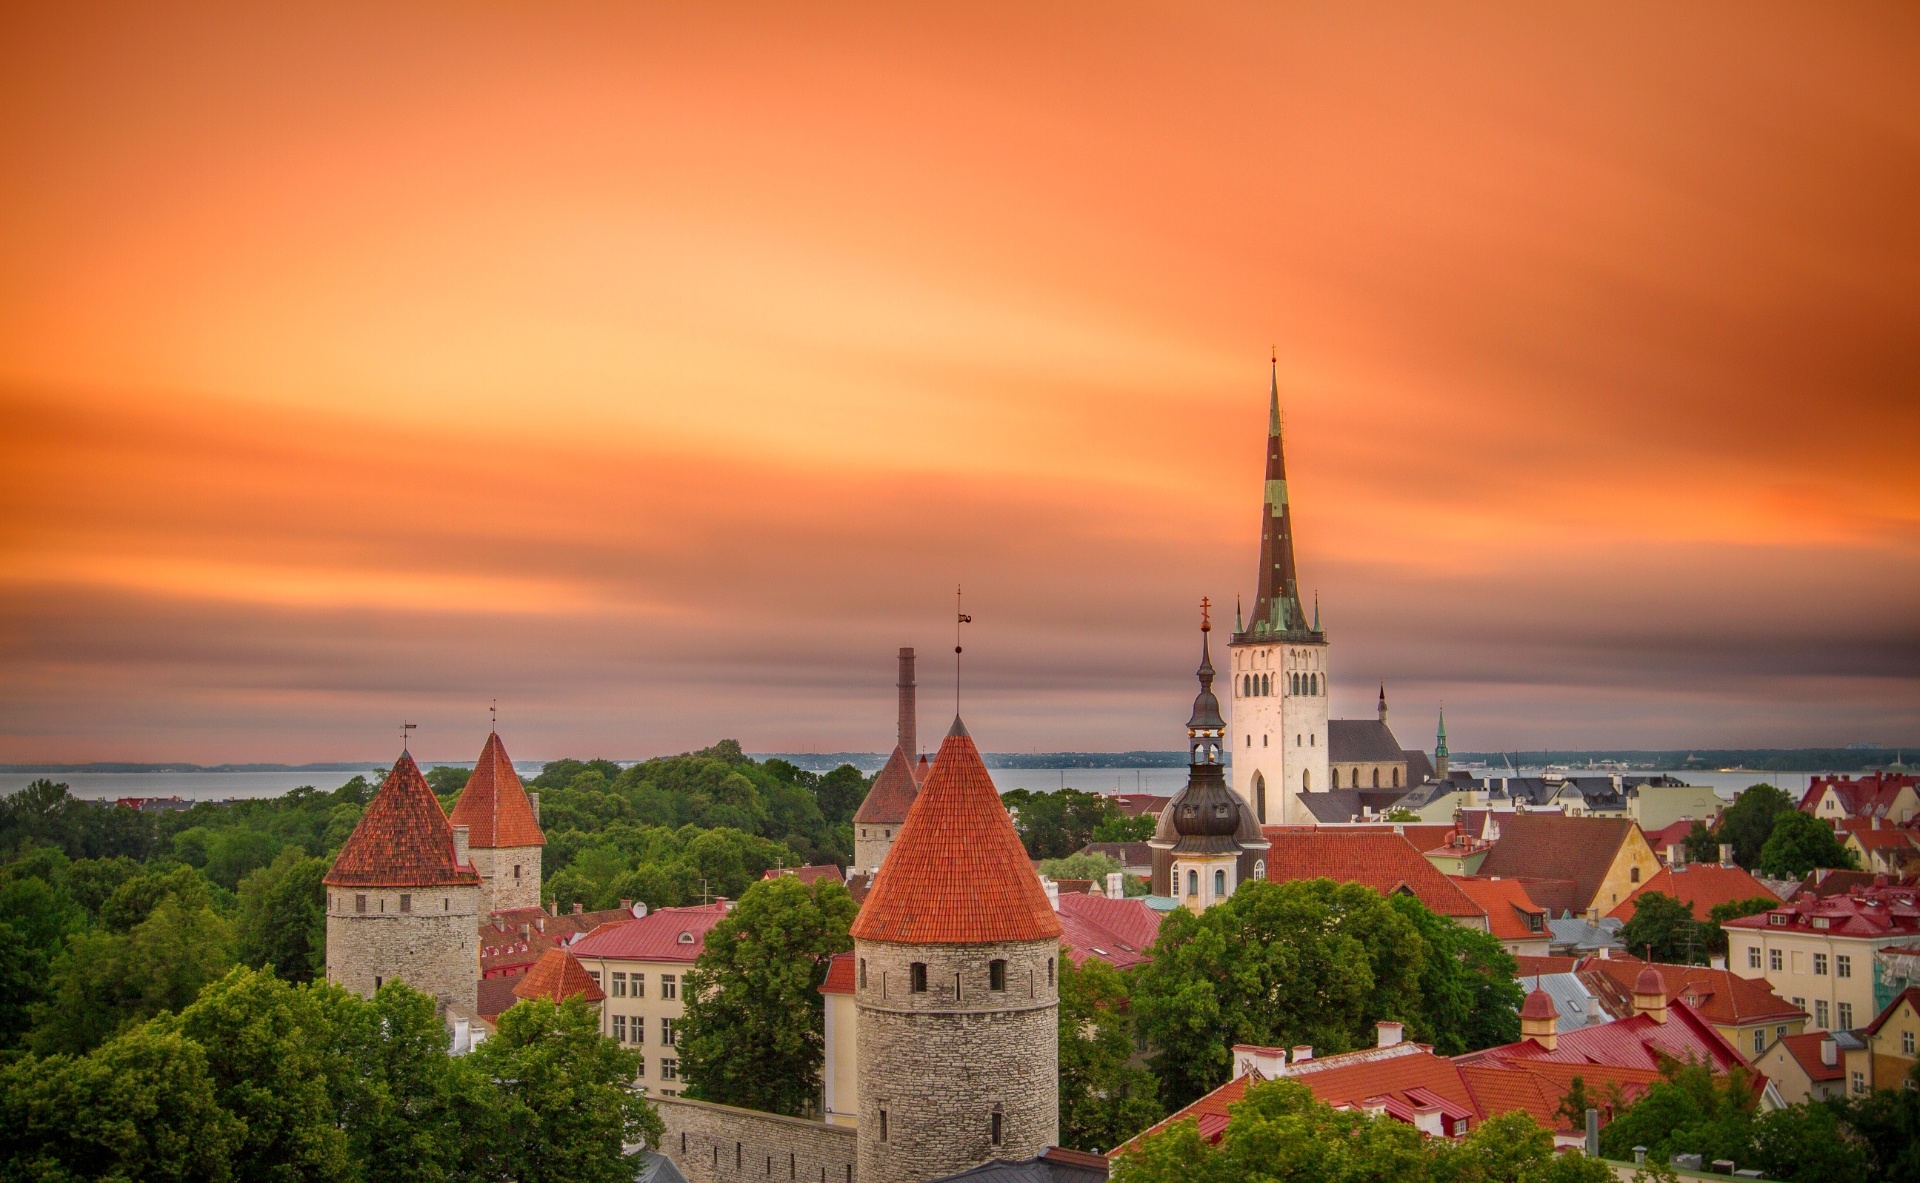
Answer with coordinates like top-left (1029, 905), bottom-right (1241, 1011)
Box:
top-left (999, 788), bottom-right (1123, 859)
top-left (1057, 953), bottom-right (1162, 1153)
top-left (1715, 784), bottom-right (1795, 870)
top-left (1757, 810), bottom-right (1858, 879)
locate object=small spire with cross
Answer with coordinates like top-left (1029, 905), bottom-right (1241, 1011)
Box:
top-left (1200, 596), bottom-right (1211, 632)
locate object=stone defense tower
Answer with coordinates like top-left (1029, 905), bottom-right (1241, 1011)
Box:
top-left (324, 750), bottom-right (483, 1012)
top-left (850, 717), bottom-right (1062, 1183)
top-left (447, 730), bottom-right (546, 914)
top-left (853, 648), bottom-right (922, 872)
top-left (1152, 611), bottom-right (1270, 903)
top-left (1228, 357), bottom-right (1330, 826)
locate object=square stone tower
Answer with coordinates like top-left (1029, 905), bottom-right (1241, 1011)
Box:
top-left (447, 730), bottom-right (545, 914)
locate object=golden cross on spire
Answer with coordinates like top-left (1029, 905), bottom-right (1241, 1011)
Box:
top-left (1200, 596), bottom-right (1212, 631)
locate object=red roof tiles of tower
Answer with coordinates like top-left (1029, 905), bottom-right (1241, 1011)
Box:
top-left (914, 753), bottom-right (932, 785)
top-left (325, 751), bottom-right (482, 888)
top-left (854, 745), bottom-right (920, 826)
top-left (512, 947), bottom-right (606, 1004)
top-left (850, 719), bottom-right (1063, 945)
top-left (448, 731), bottom-right (546, 849)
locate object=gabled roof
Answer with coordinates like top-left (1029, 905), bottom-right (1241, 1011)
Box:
top-left (1403, 749), bottom-right (1436, 785)
top-left (513, 947), bottom-right (606, 1004)
top-left (1772, 1032), bottom-right (1845, 1083)
top-left (818, 951), bottom-right (855, 995)
top-left (913, 753), bottom-right (932, 784)
top-left (1514, 955), bottom-right (1581, 977)
top-left (1077, 841), bottom-right (1154, 868)
top-left (1460, 1000), bottom-right (1748, 1075)
top-left (854, 745), bottom-right (919, 826)
top-left (1328, 720), bottom-right (1408, 764)
top-left (1450, 877), bottom-right (1547, 941)
top-left (1578, 956), bottom-right (1804, 1028)
top-left (1862, 986), bottom-right (1920, 1037)
top-left (1643, 819), bottom-right (1701, 855)
top-left (762, 864), bottom-right (846, 886)
top-left (851, 719), bottom-right (1062, 945)
top-left (927, 1147), bottom-right (1109, 1183)
top-left (1260, 828), bottom-right (1486, 920)
top-left (325, 751), bottom-right (483, 888)
top-left (569, 903), bottom-right (730, 963)
top-left (1606, 862), bottom-right (1780, 923)
top-left (477, 971), bottom-right (527, 1021)
top-left (1057, 893), bottom-right (1164, 970)
top-left (1457, 1059), bottom-right (1659, 1132)
top-left (448, 731), bottom-right (546, 849)
top-left (1476, 813), bottom-right (1642, 912)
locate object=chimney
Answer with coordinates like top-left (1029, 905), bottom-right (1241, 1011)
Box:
top-left (897, 647), bottom-right (918, 758)
top-left (1587, 906), bottom-right (1600, 924)
top-left (1291, 1045), bottom-right (1313, 1064)
top-left (1043, 878), bottom-right (1060, 911)
top-left (1106, 872), bottom-right (1124, 899)
top-left (549, 900), bottom-right (558, 917)
top-left (1820, 1038), bottom-right (1838, 1067)
top-left (452, 825), bottom-right (470, 867)
top-left (1521, 988), bottom-right (1559, 1051)
top-left (573, 902), bottom-right (582, 915)
top-left (530, 792), bottom-right (541, 823)
top-left (1633, 967), bottom-right (1669, 1024)
top-left (1719, 843), bottom-right (1733, 868)
top-left (620, 899), bottom-right (633, 910)
top-left (1376, 1021), bottom-right (1403, 1048)
top-left (1667, 844), bottom-right (1684, 867)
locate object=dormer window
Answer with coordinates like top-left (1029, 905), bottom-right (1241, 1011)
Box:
top-left (678, 931), bottom-right (695, 943)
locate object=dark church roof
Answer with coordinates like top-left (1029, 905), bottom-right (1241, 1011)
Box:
top-left (1327, 719), bottom-right (1407, 764)
top-left (928, 1147), bottom-right (1109, 1183)
top-left (1403, 749), bottom-right (1436, 784)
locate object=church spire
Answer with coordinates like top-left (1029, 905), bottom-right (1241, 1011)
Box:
top-left (1435, 707), bottom-right (1450, 779)
top-left (1240, 354), bottom-right (1317, 642)
top-left (1186, 600), bottom-right (1224, 764)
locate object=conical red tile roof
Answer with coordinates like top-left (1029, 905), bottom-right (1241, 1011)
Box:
top-left (851, 720), bottom-right (1062, 945)
top-left (513, 947), bottom-right (605, 1004)
top-left (913, 753), bottom-right (931, 784)
top-left (447, 731), bottom-right (545, 848)
top-left (854, 745), bottom-right (919, 826)
top-left (325, 751), bottom-right (483, 888)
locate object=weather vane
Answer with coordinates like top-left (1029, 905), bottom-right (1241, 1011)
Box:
top-left (955, 585), bottom-right (972, 714)
top-left (401, 721), bottom-right (417, 751)
top-left (490, 699), bottom-right (497, 729)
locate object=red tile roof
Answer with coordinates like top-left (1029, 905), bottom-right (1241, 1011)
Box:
top-left (1773, 1032), bottom-right (1845, 1083)
top-left (854, 745), bottom-right (919, 826)
top-left (448, 731), bottom-right (546, 849)
top-left (1801, 773), bottom-right (1918, 818)
top-left (818, 951), bottom-right (855, 995)
top-left (762, 864), bottom-right (846, 886)
top-left (1515, 955), bottom-right (1580, 977)
top-left (850, 720), bottom-right (1063, 946)
top-left (513, 947), bottom-right (607, 1004)
top-left (1577, 956), bottom-right (1804, 1028)
top-left (477, 971), bottom-right (527, 1021)
top-left (913, 753), bottom-right (932, 784)
top-left (1057, 893), bottom-right (1164, 970)
top-left (1260, 829), bottom-right (1486, 920)
top-left (1606, 862), bottom-right (1781, 923)
top-left (1461, 1000), bottom-right (1749, 1075)
top-left (324, 752), bottom-right (483, 888)
top-left (1476, 814), bottom-right (1645, 915)
top-left (569, 903), bottom-right (731, 963)
top-left (1862, 986), bottom-right (1920, 1037)
top-left (1722, 882), bottom-right (1920, 941)
top-left (1457, 1059), bottom-right (1659, 1132)
top-left (1643, 819), bottom-right (1702, 856)
top-left (1450, 877), bottom-right (1548, 941)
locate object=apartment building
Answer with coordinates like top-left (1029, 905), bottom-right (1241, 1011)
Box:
top-left (569, 902), bottom-right (731, 1092)
top-left (1723, 882), bottom-right (1920, 1033)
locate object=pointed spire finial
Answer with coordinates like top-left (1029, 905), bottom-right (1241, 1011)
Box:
top-left (1269, 350), bottom-right (1281, 437)
top-left (1200, 596), bottom-right (1211, 632)
top-left (1235, 595), bottom-right (1243, 633)
top-left (401, 721), bottom-right (417, 752)
top-left (1313, 591), bottom-right (1320, 632)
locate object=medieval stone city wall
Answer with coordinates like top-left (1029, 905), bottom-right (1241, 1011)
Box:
top-left (655, 1096), bottom-right (857, 1183)
top-left (324, 883), bottom-right (481, 1012)
top-left (854, 937), bottom-right (1059, 1183)
top-left (852, 829), bottom-right (895, 876)
top-left (466, 844), bottom-right (543, 914)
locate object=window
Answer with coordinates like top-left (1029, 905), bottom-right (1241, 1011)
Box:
top-left (1749, 948), bottom-right (1762, 969)
top-left (662, 1058), bottom-right (678, 1081)
top-left (634, 973), bottom-right (645, 998)
top-left (910, 963), bottom-right (928, 993)
top-left (1815, 1000), bottom-right (1829, 1028)
top-left (1838, 1003), bottom-right (1853, 1029)
top-left (1793, 997), bottom-right (1806, 1011)
top-left (990, 1111), bottom-right (1003, 1145)
top-left (589, 971), bottom-right (602, 986)
top-left (356, 894), bottom-right (367, 913)
top-left (1372, 768), bottom-right (1380, 789)
top-left (612, 1015), bottom-right (627, 1041)
top-left (635, 1056), bottom-right (644, 1077)
top-left (1214, 869), bottom-right (1226, 897)
top-left (989, 960), bottom-right (1006, 991)
top-left (612, 972), bottom-right (627, 998)
top-left (1393, 767), bottom-right (1401, 787)
top-left (634, 1016), bottom-right (644, 1044)
top-left (1630, 866), bottom-right (1640, 884)
top-left (1853, 1071), bottom-right (1866, 1095)
top-left (662, 1018), bottom-right (677, 1045)
top-left (859, 959), bottom-right (868, 989)
top-left (400, 894), bottom-right (411, 913)
top-left (443, 898), bottom-right (449, 911)
top-left (1254, 859), bottom-right (1265, 881)
top-left (1302, 770), bottom-right (1310, 792)
top-left (374, 976), bottom-right (383, 989)
top-left (1770, 950), bottom-right (1783, 972)
top-left (662, 974), bottom-right (678, 1000)
top-left (1905, 1031), bottom-right (1916, 1056)
top-left (1836, 955), bottom-right (1851, 979)
top-left (1814, 953), bottom-right (1828, 976)
top-left (1331, 768), bottom-right (1340, 789)
top-left (878, 1109), bottom-right (888, 1142)
top-left (514, 864), bottom-right (522, 879)
top-left (1754, 1029), bottom-right (1765, 1053)
top-left (1047, 958), bottom-right (1054, 987)
top-left (1186, 870), bottom-right (1198, 896)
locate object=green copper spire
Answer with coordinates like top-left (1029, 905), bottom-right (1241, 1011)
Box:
top-left (1436, 707), bottom-right (1449, 759)
top-left (1312, 592), bottom-right (1320, 632)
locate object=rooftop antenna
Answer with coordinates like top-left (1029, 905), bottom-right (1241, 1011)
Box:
top-left (955, 585), bottom-right (972, 715)
top-left (400, 721), bottom-right (417, 752)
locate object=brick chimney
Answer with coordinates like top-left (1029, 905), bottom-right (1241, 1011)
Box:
top-left (897, 647), bottom-right (918, 758)
top-left (1376, 1021), bottom-right (1403, 1048)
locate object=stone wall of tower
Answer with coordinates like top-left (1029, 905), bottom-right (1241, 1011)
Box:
top-left (325, 883), bottom-right (481, 1012)
top-left (466, 844), bottom-right (543, 914)
top-left (854, 936), bottom-right (1058, 1183)
top-left (854, 828), bottom-right (899, 875)
top-left (1229, 639), bottom-right (1330, 825)
top-left (654, 1096), bottom-right (856, 1183)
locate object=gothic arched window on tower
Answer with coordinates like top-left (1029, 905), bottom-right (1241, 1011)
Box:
top-left (1254, 773), bottom-right (1266, 822)
top-left (1303, 770), bottom-right (1311, 792)
top-left (1330, 768), bottom-right (1339, 788)
top-left (1373, 768), bottom-right (1381, 788)
top-left (1394, 767), bottom-right (1402, 787)
top-left (1215, 869), bottom-right (1227, 897)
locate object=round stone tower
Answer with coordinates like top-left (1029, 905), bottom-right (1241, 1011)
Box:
top-left (324, 749), bottom-right (483, 1012)
top-left (850, 717), bottom-right (1062, 1183)
top-left (447, 730), bottom-right (545, 915)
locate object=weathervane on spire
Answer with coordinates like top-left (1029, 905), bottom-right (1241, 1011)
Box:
top-left (955, 585), bottom-right (972, 714)
top-left (401, 721), bottom-right (417, 752)
top-left (489, 699), bottom-right (497, 730)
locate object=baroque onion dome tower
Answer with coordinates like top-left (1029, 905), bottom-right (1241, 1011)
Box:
top-left (849, 718), bottom-right (1062, 1183)
top-left (1229, 357), bottom-right (1330, 826)
top-left (447, 731), bottom-right (546, 915)
top-left (324, 750), bottom-right (483, 1012)
top-left (1151, 609), bottom-right (1270, 906)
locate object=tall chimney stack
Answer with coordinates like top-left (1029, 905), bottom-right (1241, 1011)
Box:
top-left (897, 647), bottom-right (918, 758)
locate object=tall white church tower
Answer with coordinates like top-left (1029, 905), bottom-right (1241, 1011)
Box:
top-left (1228, 359), bottom-right (1329, 826)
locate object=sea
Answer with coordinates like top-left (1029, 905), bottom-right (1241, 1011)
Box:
top-left (0, 763), bottom-right (1815, 805)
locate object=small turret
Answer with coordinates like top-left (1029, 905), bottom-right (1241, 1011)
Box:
top-left (1435, 707), bottom-right (1450, 780)
top-left (1520, 985), bottom-right (1559, 1050)
top-left (1633, 967), bottom-right (1669, 1024)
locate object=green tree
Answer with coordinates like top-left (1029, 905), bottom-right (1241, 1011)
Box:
top-left (1680, 820), bottom-right (1720, 866)
top-left (1057, 953), bottom-right (1161, 1152)
top-left (1000, 789), bottom-right (1119, 859)
top-left (64, 854), bottom-right (144, 916)
top-left (32, 892), bottom-right (235, 1055)
top-left (1750, 1101), bottom-right (1870, 1183)
top-left (425, 764), bottom-right (470, 811)
top-left (99, 863), bottom-right (210, 930)
top-left (0, 919), bottom-right (50, 1049)
top-left (1702, 897), bottom-right (1777, 957)
top-left (0, 1023), bottom-right (245, 1183)
top-left (679, 875), bottom-right (858, 1116)
top-left (1717, 784), bottom-right (1794, 869)
top-left (203, 828), bottom-right (282, 892)
top-left (1131, 878), bottom-right (1426, 1109)
top-left (1092, 814), bottom-right (1158, 843)
top-left (1598, 1059), bottom-right (1757, 1168)
top-left (1387, 894), bottom-right (1522, 1054)
top-left (811, 764), bottom-right (869, 826)
top-left (1836, 1060), bottom-right (1920, 1183)
top-left (469, 998), bottom-right (662, 1183)
top-left (235, 847), bottom-right (330, 984)
top-left (1617, 891), bottom-right (1708, 965)
top-left (1757, 811), bottom-right (1857, 879)
top-left (1439, 1110), bottom-right (1615, 1183)
top-left (1040, 851), bottom-right (1124, 882)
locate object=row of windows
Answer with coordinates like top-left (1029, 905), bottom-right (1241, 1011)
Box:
top-left (334, 893), bottom-right (451, 914)
top-left (859, 957), bottom-right (1052, 996)
top-left (1746, 947), bottom-right (1853, 977)
top-left (1331, 767), bottom-right (1403, 789)
top-left (1237, 672), bottom-right (1323, 698)
top-left (1750, 1023), bottom-right (1794, 1053)
top-left (606, 971), bottom-right (679, 999)
top-left (609, 1015), bottom-right (677, 1045)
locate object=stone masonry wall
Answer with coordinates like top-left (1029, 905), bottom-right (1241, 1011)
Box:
top-left (855, 937), bottom-right (1059, 1183)
top-left (852, 829), bottom-right (896, 876)
top-left (325, 883), bottom-right (480, 1012)
top-left (467, 844), bottom-right (543, 914)
top-left (656, 1096), bottom-right (857, 1183)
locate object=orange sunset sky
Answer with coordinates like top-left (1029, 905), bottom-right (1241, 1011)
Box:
top-left (3, 3), bottom-right (1917, 763)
